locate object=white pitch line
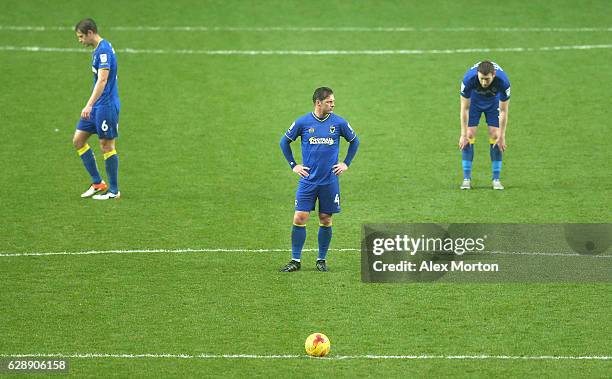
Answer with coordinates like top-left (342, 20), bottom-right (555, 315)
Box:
top-left (0, 248), bottom-right (359, 257)
top-left (0, 248), bottom-right (609, 258)
top-left (1, 44), bottom-right (612, 56)
top-left (490, 250), bottom-right (611, 258)
top-left (1, 25), bottom-right (612, 32)
top-left (0, 353), bottom-right (609, 360)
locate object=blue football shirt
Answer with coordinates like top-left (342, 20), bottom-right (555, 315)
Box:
top-left (460, 62), bottom-right (510, 110)
top-left (92, 39), bottom-right (120, 110)
top-left (285, 112), bottom-right (357, 185)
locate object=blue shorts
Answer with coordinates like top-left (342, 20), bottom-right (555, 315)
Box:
top-left (295, 181), bottom-right (341, 214)
top-left (76, 105), bottom-right (119, 139)
top-left (468, 104), bottom-right (499, 128)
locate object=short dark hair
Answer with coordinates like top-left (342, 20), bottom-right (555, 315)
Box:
top-left (477, 61), bottom-right (495, 75)
top-left (75, 18), bottom-right (98, 34)
top-left (312, 87), bottom-right (334, 103)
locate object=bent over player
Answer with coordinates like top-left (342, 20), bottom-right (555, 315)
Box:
top-left (459, 61), bottom-right (510, 190)
top-left (73, 18), bottom-right (121, 199)
top-left (279, 87), bottom-right (360, 272)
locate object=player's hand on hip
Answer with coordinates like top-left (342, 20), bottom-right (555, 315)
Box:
top-left (333, 162), bottom-right (348, 176)
top-left (495, 135), bottom-right (507, 152)
top-left (81, 105), bottom-right (92, 120)
top-left (293, 165), bottom-right (310, 178)
top-left (458, 135), bottom-right (469, 150)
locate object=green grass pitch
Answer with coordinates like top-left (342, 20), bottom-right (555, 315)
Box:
top-left (0, 0), bottom-right (610, 377)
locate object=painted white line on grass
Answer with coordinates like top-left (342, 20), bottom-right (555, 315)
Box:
top-left (491, 251), bottom-right (611, 257)
top-left (1, 25), bottom-right (612, 32)
top-left (1, 44), bottom-right (612, 56)
top-left (0, 248), bottom-right (358, 257)
top-left (0, 248), bottom-right (609, 258)
top-left (0, 353), bottom-right (610, 360)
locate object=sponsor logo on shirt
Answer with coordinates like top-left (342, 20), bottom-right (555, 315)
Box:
top-left (309, 137), bottom-right (334, 145)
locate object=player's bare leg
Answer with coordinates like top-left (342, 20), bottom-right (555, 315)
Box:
top-left (73, 129), bottom-right (91, 151)
top-left (316, 213), bottom-right (332, 271)
top-left (294, 211), bottom-right (310, 226)
top-left (488, 126), bottom-right (504, 190)
top-left (73, 130), bottom-right (107, 197)
top-left (280, 211), bottom-right (311, 272)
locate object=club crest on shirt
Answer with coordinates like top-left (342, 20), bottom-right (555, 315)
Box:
top-left (308, 127), bottom-right (315, 134)
top-left (329, 126), bottom-right (335, 134)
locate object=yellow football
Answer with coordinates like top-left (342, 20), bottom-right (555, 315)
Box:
top-left (305, 333), bottom-right (331, 357)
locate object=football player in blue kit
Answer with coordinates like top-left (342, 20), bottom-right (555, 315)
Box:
top-left (72, 18), bottom-right (121, 200)
top-left (459, 61), bottom-right (510, 190)
top-left (279, 87), bottom-right (360, 272)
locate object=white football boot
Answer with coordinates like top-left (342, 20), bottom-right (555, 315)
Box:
top-left (492, 180), bottom-right (504, 190)
top-left (81, 181), bottom-right (108, 198)
top-left (93, 191), bottom-right (121, 200)
top-left (460, 179), bottom-right (471, 190)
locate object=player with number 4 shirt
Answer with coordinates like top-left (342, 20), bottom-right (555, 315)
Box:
top-left (279, 87), bottom-right (360, 272)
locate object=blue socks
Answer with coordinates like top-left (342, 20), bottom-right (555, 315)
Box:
top-left (318, 224), bottom-right (333, 260)
top-left (291, 223), bottom-right (334, 261)
top-left (291, 224), bottom-right (306, 261)
top-left (489, 139), bottom-right (503, 180)
top-left (77, 144), bottom-right (102, 184)
top-left (461, 139), bottom-right (475, 180)
top-left (104, 149), bottom-right (119, 193)
top-left (77, 144), bottom-right (119, 192)
top-left (462, 138), bottom-right (504, 180)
